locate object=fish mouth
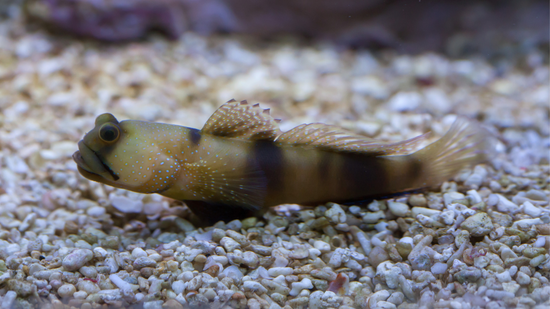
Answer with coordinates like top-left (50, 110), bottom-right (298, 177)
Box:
top-left (73, 141), bottom-right (119, 181)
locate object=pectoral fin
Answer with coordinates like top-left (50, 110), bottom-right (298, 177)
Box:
top-left (183, 158), bottom-right (267, 211)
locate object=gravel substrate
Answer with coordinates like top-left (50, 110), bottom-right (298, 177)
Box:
top-left (0, 11), bottom-right (549, 309)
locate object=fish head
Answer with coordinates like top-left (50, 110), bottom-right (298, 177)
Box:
top-left (73, 113), bottom-right (175, 192)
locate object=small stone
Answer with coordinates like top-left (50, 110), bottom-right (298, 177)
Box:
top-left (289, 247), bottom-right (309, 259)
top-left (241, 217), bottom-right (258, 229)
top-left (522, 247), bottom-right (545, 258)
top-left (100, 236), bottom-right (120, 249)
top-left (62, 249), bottom-right (93, 271)
top-left (132, 247), bottom-right (148, 258)
top-left (110, 195), bottom-right (143, 213)
top-left (443, 192), bottom-right (466, 206)
top-left (523, 201), bottom-right (542, 217)
top-left (388, 202), bottom-right (409, 217)
top-left (408, 195), bottom-right (427, 207)
top-left (144, 301), bottom-right (164, 309)
top-left (64, 221), bottom-right (79, 235)
top-left (431, 263), bottom-right (448, 275)
top-left (387, 292), bottom-right (404, 305)
top-left (496, 270), bottom-right (512, 283)
top-left (6, 279), bottom-right (36, 297)
top-left (163, 299), bottom-right (184, 309)
top-left (516, 272), bottom-right (531, 285)
top-left (226, 220), bottom-right (243, 230)
top-left (243, 281), bottom-right (267, 294)
top-left (19, 213), bottom-right (36, 232)
top-left (502, 281), bottom-right (520, 294)
top-left (73, 291), bottom-right (88, 299)
top-left (268, 267), bottom-right (294, 277)
top-left (87, 206), bottom-right (106, 217)
top-left (368, 246), bottom-right (390, 268)
top-left (530, 254), bottom-right (546, 267)
top-left (411, 207), bottom-right (441, 217)
top-left (454, 267), bottom-right (481, 283)
top-left (57, 284), bottom-right (76, 298)
top-left (313, 240), bottom-right (331, 252)
top-left (460, 213), bottom-right (494, 237)
top-left (220, 237), bottom-right (241, 252)
top-left (175, 218), bottom-right (195, 232)
top-left (2, 291), bottom-right (16, 309)
top-left (133, 257), bottom-right (157, 269)
top-left (363, 211), bottom-right (385, 223)
top-left (495, 194), bottom-right (520, 213)
top-left (172, 281), bottom-right (185, 294)
top-left (79, 266), bottom-right (98, 278)
top-left (290, 278), bottom-right (313, 296)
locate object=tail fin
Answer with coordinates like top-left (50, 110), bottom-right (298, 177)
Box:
top-left (412, 117), bottom-right (494, 188)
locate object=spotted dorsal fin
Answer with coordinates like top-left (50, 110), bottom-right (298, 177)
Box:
top-left (276, 123), bottom-right (431, 156)
top-left (201, 99), bottom-right (282, 141)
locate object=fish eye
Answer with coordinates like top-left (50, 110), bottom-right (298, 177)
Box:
top-left (99, 123), bottom-right (120, 143)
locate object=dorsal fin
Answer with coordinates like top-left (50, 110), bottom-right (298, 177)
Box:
top-left (276, 123), bottom-right (430, 156)
top-left (201, 99), bottom-right (282, 141)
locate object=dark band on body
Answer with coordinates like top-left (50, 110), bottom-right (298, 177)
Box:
top-left (407, 159), bottom-right (423, 181)
top-left (317, 151), bottom-right (332, 180)
top-left (250, 141), bottom-right (285, 193)
top-left (339, 153), bottom-right (388, 197)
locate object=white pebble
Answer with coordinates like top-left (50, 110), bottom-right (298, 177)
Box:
top-left (220, 237), bottom-right (241, 252)
top-left (512, 218), bottom-right (543, 229)
top-left (534, 236), bottom-right (546, 247)
top-left (363, 211), bottom-right (385, 223)
top-left (388, 91), bottom-right (421, 112)
top-left (110, 195), bottom-right (143, 213)
top-left (2, 291), bottom-right (16, 309)
top-left (325, 204), bottom-right (346, 223)
top-left (62, 249), bottom-right (93, 271)
top-left (467, 190), bottom-right (482, 204)
top-left (496, 271), bottom-right (512, 283)
top-left (268, 267), bottom-right (294, 277)
top-left (367, 290), bottom-right (391, 309)
top-left (443, 192), bottom-right (465, 206)
top-left (87, 206), bottom-right (106, 217)
top-left (431, 263), bottom-right (448, 275)
top-left (313, 240), bottom-right (331, 252)
top-left (109, 274), bottom-right (132, 292)
top-left (388, 202), bottom-right (409, 217)
top-left (289, 278), bottom-right (313, 296)
top-left (57, 284), bottom-right (76, 298)
top-left (93, 247), bottom-right (108, 259)
top-left (76, 280), bottom-right (100, 294)
top-left (411, 207), bottom-right (441, 217)
top-left (516, 272), bottom-right (531, 285)
top-left (132, 247), bottom-right (148, 258)
top-left (243, 281), bottom-right (267, 294)
top-left (495, 194), bottom-right (519, 213)
top-left (522, 201), bottom-right (542, 217)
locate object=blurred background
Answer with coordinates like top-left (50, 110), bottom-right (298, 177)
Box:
top-left (0, 0), bottom-right (547, 181)
top-left (0, 1), bottom-right (547, 308)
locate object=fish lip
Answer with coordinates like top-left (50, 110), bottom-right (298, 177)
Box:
top-left (72, 150), bottom-right (92, 172)
top-left (73, 141), bottom-right (119, 181)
